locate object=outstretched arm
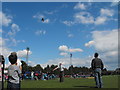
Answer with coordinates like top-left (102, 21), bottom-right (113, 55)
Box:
top-left (53, 66), bottom-right (58, 71)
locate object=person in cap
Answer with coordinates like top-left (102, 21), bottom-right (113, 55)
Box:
top-left (91, 53), bottom-right (104, 88)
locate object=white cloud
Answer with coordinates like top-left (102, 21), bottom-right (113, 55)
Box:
top-left (85, 40), bottom-right (95, 47)
top-left (4, 31), bottom-right (21, 47)
top-left (74, 3), bottom-right (86, 10)
top-left (104, 51), bottom-right (118, 57)
top-left (41, 57), bottom-right (91, 69)
top-left (0, 36), bottom-right (31, 59)
top-left (92, 29), bottom-right (118, 52)
top-left (8, 23), bottom-right (20, 36)
top-left (33, 14), bottom-right (44, 20)
top-left (0, 12), bottom-right (12, 26)
top-left (58, 45), bottom-right (83, 56)
top-left (68, 34), bottom-right (74, 38)
top-left (94, 16), bottom-right (107, 25)
top-left (17, 49), bottom-right (32, 58)
top-left (110, 1), bottom-right (118, 7)
top-left (62, 21), bottom-right (74, 26)
top-left (95, 8), bottom-right (114, 25)
top-left (0, 37), bottom-right (11, 57)
top-left (44, 10), bottom-right (58, 15)
top-left (59, 45), bottom-right (68, 52)
top-left (28, 60), bottom-right (36, 66)
top-left (74, 12), bottom-right (94, 24)
top-left (11, 23), bottom-right (20, 32)
top-left (100, 8), bottom-right (114, 17)
top-left (0, 37), bottom-right (5, 46)
top-left (59, 52), bottom-right (68, 56)
top-left (0, 29), bottom-right (2, 33)
top-left (63, 8), bottom-right (115, 26)
top-left (0, 47), bottom-right (11, 57)
top-left (6, 23), bottom-right (21, 46)
top-left (0, 12), bottom-right (23, 47)
top-left (35, 30), bottom-right (46, 36)
top-left (7, 38), bottom-right (25, 46)
top-left (0, 37), bottom-right (32, 67)
top-left (69, 48), bottom-right (83, 52)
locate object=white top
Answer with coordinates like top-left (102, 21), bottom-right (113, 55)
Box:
top-left (17, 59), bottom-right (22, 67)
top-left (59, 65), bottom-right (64, 71)
top-left (31, 71), bottom-right (34, 77)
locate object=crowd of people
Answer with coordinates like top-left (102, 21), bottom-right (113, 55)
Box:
top-left (22, 71), bottom-right (56, 80)
top-left (0, 52), bottom-right (104, 89)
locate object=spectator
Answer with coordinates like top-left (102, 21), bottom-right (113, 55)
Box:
top-left (91, 53), bottom-right (104, 88)
top-left (7, 52), bottom-right (22, 90)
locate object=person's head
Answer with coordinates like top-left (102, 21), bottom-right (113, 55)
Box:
top-left (94, 53), bottom-right (99, 58)
top-left (59, 63), bottom-right (62, 66)
top-left (8, 54), bottom-right (17, 65)
top-left (11, 52), bottom-right (17, 56)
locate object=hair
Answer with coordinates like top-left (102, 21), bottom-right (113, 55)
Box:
top-left (11, 52), bottom-right (17, 55)
top-left (8, 54), bottom-right (17, 64)
top-left (94, 53), bottom-right (99, 58)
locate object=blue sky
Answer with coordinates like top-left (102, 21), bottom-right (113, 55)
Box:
top-left (1, 2), bottom-right (118, 70)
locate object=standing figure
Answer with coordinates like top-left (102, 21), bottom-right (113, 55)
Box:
top-left (7, 52), bottom-right (22, 90)
top-left (0, 55), bottom-right (5, 90)
top-left (0, 55), bottom-right (3, 90)
top-left (31, 71), bottom-right (34, 80)
top-left (53, 63), bottom-right (65, 82)
top-left (91, 53), bottom-right (104, 88)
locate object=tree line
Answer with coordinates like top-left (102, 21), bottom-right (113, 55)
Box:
top-left (10, 61), bottom-right (119, 75)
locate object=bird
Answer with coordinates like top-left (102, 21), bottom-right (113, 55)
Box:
top-left (41, 18), bottom-right (44, 22)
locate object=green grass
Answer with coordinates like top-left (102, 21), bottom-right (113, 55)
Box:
top-left (4, 75), bottom-right (119, 88)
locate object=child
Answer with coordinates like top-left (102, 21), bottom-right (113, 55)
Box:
top-left (7, 52), bottom-right (21, 90)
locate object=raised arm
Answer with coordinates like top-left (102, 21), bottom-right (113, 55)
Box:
top-left (53, 66), bottom-right (58, 71)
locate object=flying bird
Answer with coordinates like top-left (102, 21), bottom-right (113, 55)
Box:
top-left (41, 18), bottom-right (44, 22)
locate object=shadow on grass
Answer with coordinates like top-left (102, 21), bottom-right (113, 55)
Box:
top-left (74, 86), bottom-right (96, 88)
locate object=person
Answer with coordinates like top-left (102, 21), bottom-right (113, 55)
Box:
top-left (11, 52), bottom-right (22, 70)
top-left (53, 63), bottom-right (65, 82)
top-left (7, 52), bottom-right (22, 90)
top-left (91, 53), bottom-right (104, 88)
top-left (0, 56), bottom-right (2, 90)
top-left (31, 71), bottom-right (34, 80)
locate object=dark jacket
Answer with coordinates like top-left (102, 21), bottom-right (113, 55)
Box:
top-left (91, 58), bottom-right (104, 70)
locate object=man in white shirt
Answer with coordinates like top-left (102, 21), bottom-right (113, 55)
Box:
top-left (53, 63), bottom-right (65, 82)
top-left (31, 71), bottom-right (34, 80)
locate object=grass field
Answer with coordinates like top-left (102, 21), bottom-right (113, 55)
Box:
top-left (4, 75), bottom-right (119, 88)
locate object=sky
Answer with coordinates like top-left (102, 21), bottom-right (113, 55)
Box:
top-left (0, 2), bottom-right (119, 70)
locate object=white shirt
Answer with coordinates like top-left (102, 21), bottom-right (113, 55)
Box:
top-left (59, 65), bottom-right (64, 71)
top-left (17, 59), bottom-right (22, 67)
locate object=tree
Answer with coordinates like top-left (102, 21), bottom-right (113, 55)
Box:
top-left (33, 64), bottom-right (43, 72)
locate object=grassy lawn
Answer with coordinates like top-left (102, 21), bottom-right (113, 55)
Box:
top-left (4, 75), bottom-right (119, 88)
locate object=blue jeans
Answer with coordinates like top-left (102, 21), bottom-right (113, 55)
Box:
top-left (94, 68), bottom-right (103, 88)
top-left (7, 81), bottom-right (20, 90)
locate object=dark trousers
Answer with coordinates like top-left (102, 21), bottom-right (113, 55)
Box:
top-left (59, 71), bottom-right (64, 82)
top-left (7, 81), bottom-right (20, 90)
